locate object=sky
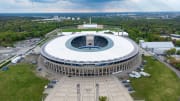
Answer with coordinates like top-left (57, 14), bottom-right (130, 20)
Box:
top-left (0, 0), bottom-right (180, 13)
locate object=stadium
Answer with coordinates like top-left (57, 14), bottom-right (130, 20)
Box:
top-left (40, 32), bottom-right (141, 76)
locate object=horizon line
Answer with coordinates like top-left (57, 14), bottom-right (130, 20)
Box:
top-left (0, 11), bottom-right (180, 14)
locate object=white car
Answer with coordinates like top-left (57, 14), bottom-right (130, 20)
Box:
top-left (140, 72), bottom-right (151, 77)
top-left (129, 73), bottom-right (136, 78)
top-left (131, 71), bottom-right (141, 78)
top-left (129, 73), bottom-right (141, 78)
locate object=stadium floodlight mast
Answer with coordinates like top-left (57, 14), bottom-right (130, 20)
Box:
top-left (77, 84), bottom-right (81, 101)
top-left (96, 83), bottom-right (99, 101)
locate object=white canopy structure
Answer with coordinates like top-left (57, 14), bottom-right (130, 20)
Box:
top-left (43, 33), bottom-right (135, 62)
top-left (140, 41), bottom-right (175, 54)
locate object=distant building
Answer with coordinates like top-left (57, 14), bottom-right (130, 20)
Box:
top-left (140, 41), bottom-right (175, 55)
top-left (53, 16), bottom-right (59, 21)
top-left (78, 17), bottom-right (103, 29)
top-left (176, 47), bottom-right (180, 51)
top-left (67, 17), bottom-right (71, 20)
top-left (111, 31), bottom-right (128, 36)
top-left (78, 24), bottom-right (103, 29)
top-left (171, 34), bottom-right (180, 40)
top-left (77, 17), bottom-right (80, 20)
top-left (59, 32), bottom-right (73, 36)
top-left (160, 34), bottom-right (180, 40)
top-left (71, 17), bottom-right (75, 21)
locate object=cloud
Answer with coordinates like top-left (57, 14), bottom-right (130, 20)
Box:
top-left (29, 0), bottom-right (59, 3)
top-left (29, 0), bottom-right (125, 3)
top-left (0, 0), bottom-right (179, 13)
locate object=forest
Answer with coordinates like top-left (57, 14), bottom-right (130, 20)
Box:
top-left (0, 16), bottom-right (180, 46)
top-left (92, 16), bottom-right (180, 44)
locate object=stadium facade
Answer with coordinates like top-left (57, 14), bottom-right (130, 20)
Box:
top-left (40, 32), bottom-right (141, 76)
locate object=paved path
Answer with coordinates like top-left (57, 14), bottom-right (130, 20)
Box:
top-left (45, 29), bottom-right (59, 38)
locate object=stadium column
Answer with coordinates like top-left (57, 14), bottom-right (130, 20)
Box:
top-left (69, 67), bottom-right (72, 76)
top-left (74, 67), bottom-right (76, 76)
top-left (101, 68), bottom-right (103, 76)
top-left (116, 65), bottom-right (118, 72)
top-left (64, 67), bottom-right (66, 75)
top-left (83, 68), bottom-right (85, 77)
top-left (106, 68), bottom-right (108, 75)
top-left (54, 64), bottom-right (57, 73)
top-left (58, 65), bottom-right (61, 73)
top-left (98, 68), bottom-right (100, 76)
top-left (113, 65), bottom-right (115, 73)
top-left (108, 68), bottom-right (111, 75)
top-left (68, 67), bottom-right (70, 75)
top-left (79, 68), bottom-right (81, 76)
top-left (63, 67), bottom-right (66, 75)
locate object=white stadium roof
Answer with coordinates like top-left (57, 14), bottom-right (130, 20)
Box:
top-left (42, 33), bottom-right (137, 62)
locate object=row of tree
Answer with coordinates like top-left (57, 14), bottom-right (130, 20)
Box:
top-left (168, 57), bottom-right (180, 70)
top-left (165, 48), bottom-right (180, 56)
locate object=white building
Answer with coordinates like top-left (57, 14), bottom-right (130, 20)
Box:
top-left (78, 24), bottom-right (103, 29)
top-left (40, 32), bottom-right (141, 76)
top-left (171, 34), bottom-right (180, 40)
top-left (78, 17), bottom-right (103, 29)
top-left (77, 17), bottom-right (80, 20)
top-left (60, 32), bottom-right (73, 36)
top-left (112, 31), bottom-right (129, 36)
top-left (140, 41), bottom-right (175, 55)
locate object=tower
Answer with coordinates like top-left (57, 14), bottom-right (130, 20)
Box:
top-left (89, 17), bottom-right (92, 24)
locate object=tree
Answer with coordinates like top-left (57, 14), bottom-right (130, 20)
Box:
top-left (168, 57), bottom-right (180, 70)
top-left (165, 48), bottom-right (176, 56)
top-left (177, 50), bottom-right (180, 55)
top-left (174, 40), bottom-right (180, 47)
top-left (99, 96), bottom-right (107, 101)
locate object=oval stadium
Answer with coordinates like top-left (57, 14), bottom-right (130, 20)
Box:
top-left (40, 32), bottom-right (141, 76)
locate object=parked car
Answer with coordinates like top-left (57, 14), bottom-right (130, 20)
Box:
top-left (139, 72), bottom-right (151, 77)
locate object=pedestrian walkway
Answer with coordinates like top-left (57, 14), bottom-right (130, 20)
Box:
top-left (45, 76), bottom-right (133, 101)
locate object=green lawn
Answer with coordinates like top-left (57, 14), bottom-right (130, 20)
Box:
top-left (131, 56), bottom-right (180, 101)
top-left (0, 63), bottom-right (48, 101)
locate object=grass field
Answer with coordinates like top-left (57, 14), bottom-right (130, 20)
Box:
top-left (0, 63), bottom-right (48, 101)
top-left (131, 56), bottom-right (180, 101)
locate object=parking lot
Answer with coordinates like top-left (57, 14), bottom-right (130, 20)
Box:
top-left (0, 38), bottom-right (40, 63)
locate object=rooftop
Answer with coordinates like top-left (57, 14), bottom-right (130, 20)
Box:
top-left (42, 33), bottom-right (138, 63)
top-left (140, 42), bottom-right (174, 49)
